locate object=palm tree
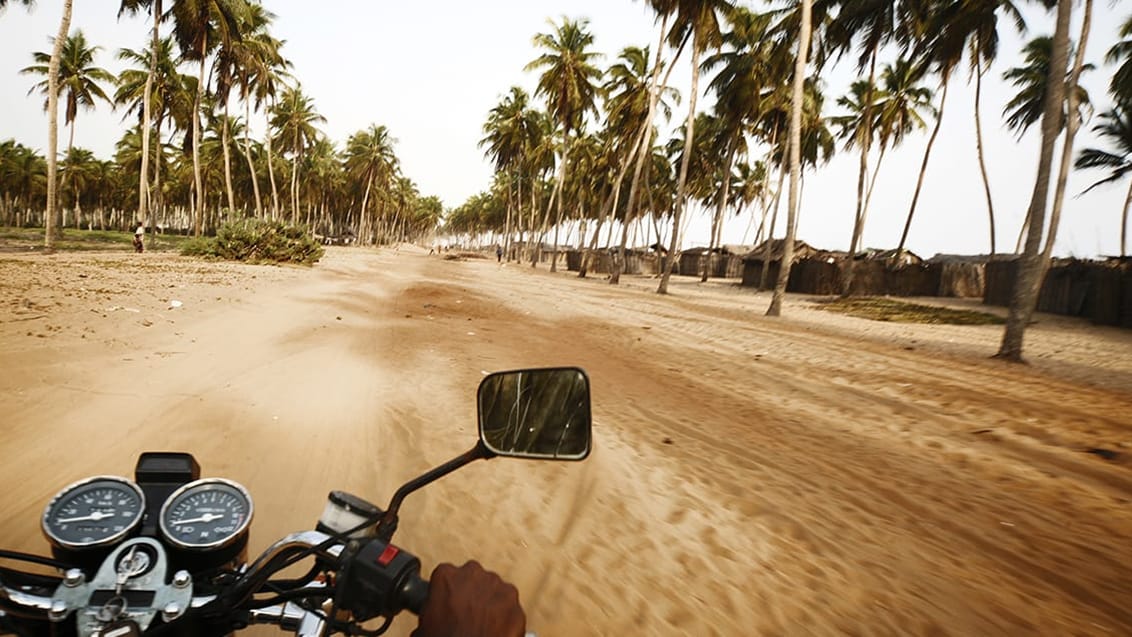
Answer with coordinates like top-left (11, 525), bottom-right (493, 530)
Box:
top-left (344, 124), bottom-right (398, 243)
top-left (605, 44), bottom-right (679, 283)
top-left (525, 16), bottom-right (603, 272)
top-left (1002, 32), bottom-right (1094, 253)
top-left (997, 0), bottom-right (1073, 361)
top-left (118, 0), bottom-right (165, 229)
top-left (22, 28), bottom-right (113, 234)
top-left (170, 0), bottom-right (250, 235)
top-left (227, 3), bottom-right (285, 219)
top-left (1002, 36), bottom-right (1092, 140)
top-left (1108, 14), bottom-right (1132, 103)
top-left (767, 0), bottom-right (812, 317)
top-left (270, 84), bottom-right (325, 225)
top-left (481, 87), bottom-right (542, 260)
top-left (834, 57), bottom-right (933, 283)
top-left (699, 6), bottom-right (782, 283)
top-left (655, 0), bottom-right (734, 295)
top-left (116, 36), bottom-right (190, 240)
top-left (921, 0), bottom-right (1028, 256)
top-left (1076, 105), bottom-right (1132, 258)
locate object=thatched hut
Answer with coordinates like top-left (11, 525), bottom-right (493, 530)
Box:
top-left (740, 239), bottom-right (820, 289)
top-left (929, 254), bottom-right (990, 298)
top-left (984, 258), bottom-right (1132, 329)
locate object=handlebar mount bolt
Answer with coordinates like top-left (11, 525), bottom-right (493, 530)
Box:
top-left (48, 599), bottom-right (68, 621)
top-left (162, 602), bottom-right (183, 622)
top-left (63, 569), bottom-right (84, 587)
top-left (172, 570), bottom-right (191, 588)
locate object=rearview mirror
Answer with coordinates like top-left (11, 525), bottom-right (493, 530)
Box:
top-left (477, 367), bottom-right (592, 460)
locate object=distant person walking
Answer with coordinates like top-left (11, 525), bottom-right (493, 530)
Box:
top-left (496, 244), bottom-right (503, 263)
top-left (133, 221), bottom-right (145, 253)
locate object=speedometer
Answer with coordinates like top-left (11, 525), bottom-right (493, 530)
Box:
top-left (159, 478), bottom-right (253, 550)
top-left (42, 476), bottom-right (145, 549)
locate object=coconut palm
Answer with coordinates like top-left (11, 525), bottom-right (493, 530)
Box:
top-left (116, 36), bottom-right (192, 238)
top-left (605, 44), bottom-right (679, 283)
top-left (270, 84), bottom-right (325, 225)
top-left (767, 0), bottom-right (812, 317)
top-left (920, 0), bottom-right (1029, 255)
top-left (655, 0), bottom-right (734, 295)
top-left (1002, 36), bottom-right (1092, 140)
top-left (525, 16), bottom-right (603, 272)
top-left (118, 0), bottom-right (167, 227)
top-left (1108, 14), bottom-right (1132, 103)
top-left (834, 57), bottom-right (933, 276)
top-left (22, 28), bottom-right (113, 235)
top-left (1076, 105), bottom-right (1132, 257)
top-left (481, 86), bottom-right (542, 259)
top-left (1003, 30), bottom-right (1095, 254)
top-left (997, 0), bottom-right (1074, 361)
top-left (170, 0), bottom-right (250, 235)
top-left (345, 124), bottom-right (398, 243)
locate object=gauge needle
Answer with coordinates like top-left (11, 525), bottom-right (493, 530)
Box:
top-left (56, 511), bottom-right (115, 523)
top-left (170, 513), bottom-right (223, 525)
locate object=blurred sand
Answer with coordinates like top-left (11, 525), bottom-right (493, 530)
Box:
top-left (1, 246), bottom-right (1129, 636)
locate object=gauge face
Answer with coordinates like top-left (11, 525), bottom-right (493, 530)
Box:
top-left (42, 476), bottom-right (145, 549)
top-left (159, 478), bottom-right (253, 550)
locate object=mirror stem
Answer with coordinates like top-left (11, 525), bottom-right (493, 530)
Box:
top-left (377, 442), bottom-right (494, 540)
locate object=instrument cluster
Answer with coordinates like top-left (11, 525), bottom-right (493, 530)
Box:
top-left (41, 454), bottom-right (254, 571)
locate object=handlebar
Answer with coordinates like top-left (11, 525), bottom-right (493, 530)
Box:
top-left (0, 529), bottom-right (431, 635)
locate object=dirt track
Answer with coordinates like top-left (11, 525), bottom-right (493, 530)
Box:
top-left (1, 246), bottom-right (1130, 636)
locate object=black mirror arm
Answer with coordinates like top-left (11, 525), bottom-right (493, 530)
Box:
top-left (376, 441), bottom-right (496, 541)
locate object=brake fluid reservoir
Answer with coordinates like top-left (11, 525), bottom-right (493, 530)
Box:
top-left (316, 491), bottom-right (380, 539)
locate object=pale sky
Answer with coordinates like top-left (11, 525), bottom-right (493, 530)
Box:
top-left (0, 1), bottom-right (1128, 258)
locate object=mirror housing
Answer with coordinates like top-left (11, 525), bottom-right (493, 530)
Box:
top-left (477, 367), bottom-right (592, 460)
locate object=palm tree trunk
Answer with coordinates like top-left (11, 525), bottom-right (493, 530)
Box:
top-left (265, 110), bottom-right (280, 220)
top-left (551, 130), bottom-right (569, 273)
top-left (611, 16), bottom-right (675, 285)
top-left (658, 35), bottom-right (702, 295)
top-left (768, 0), bottom-right (811, 317)
top-left (242, 87), bottom-right (264, 218)
top-left (997, 0), bottom-right (1072, 361)
top-left (192, 44), bottom-right (206, 237)
top-left (138, 0), bottom-right (161, 230)
top-left (222, 101), bottom-right (237, 220)
top-left (1043, 0), bottom-right (1093, 263)
top-left (974, 46), bottom-right (997, 255)
top-left (841, 50), bottom-right (878, 297)
top-left (153, 116), bottom-right (164, 236)
top-left (291, 129), bottom-right (300, 224)
top-left (703, 139), bottom-right (738, 282)
top-left (759, 163), bottom-right (787, 291)
top-left (898, 76), bottom-right (949, 254)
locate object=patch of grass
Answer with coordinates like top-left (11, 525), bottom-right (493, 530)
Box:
top-left (815, 297), bottom-right (1005, 325)
top-left (0, 226), bottom-right (192, 252)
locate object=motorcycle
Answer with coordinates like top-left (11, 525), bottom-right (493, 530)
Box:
top-left (0, 367), bottom-right (592, 636)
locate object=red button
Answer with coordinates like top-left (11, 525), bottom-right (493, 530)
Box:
top-left (376, 544), bottom-right (400, 567)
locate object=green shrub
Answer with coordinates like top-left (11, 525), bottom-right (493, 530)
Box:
top-left (180, 219), bottom-right (324, 265)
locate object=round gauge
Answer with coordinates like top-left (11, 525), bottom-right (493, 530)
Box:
top-left (42, 476), bottom-right (145, 549)
top-left (159, 478), bottom-right (253, 550)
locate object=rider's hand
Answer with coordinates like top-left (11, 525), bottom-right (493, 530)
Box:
top-left (412, 560), bottom-right (526, 637)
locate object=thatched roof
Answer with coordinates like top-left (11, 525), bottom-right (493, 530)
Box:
top-left (854, 247), bottom-right (923, 265)
top-left (744, 239), bottom-right (819, 263)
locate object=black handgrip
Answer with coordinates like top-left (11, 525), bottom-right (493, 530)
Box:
top-left (399, 571), bottom-right (430, 615)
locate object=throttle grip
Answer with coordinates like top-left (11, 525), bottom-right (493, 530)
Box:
top-left (399, 571), bottom-right (429, 615)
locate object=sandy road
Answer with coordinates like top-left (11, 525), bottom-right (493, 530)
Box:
top-left (1, 247), bottom-right (1130, 636)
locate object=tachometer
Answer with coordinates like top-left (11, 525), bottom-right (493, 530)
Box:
top-left (42, 476), bottom-right (146, 549)
top-left (159, 478), bottom-right (253, 550)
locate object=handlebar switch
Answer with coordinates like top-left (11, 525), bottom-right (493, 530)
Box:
top-left (335, 539), bottom-right (423, 621)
